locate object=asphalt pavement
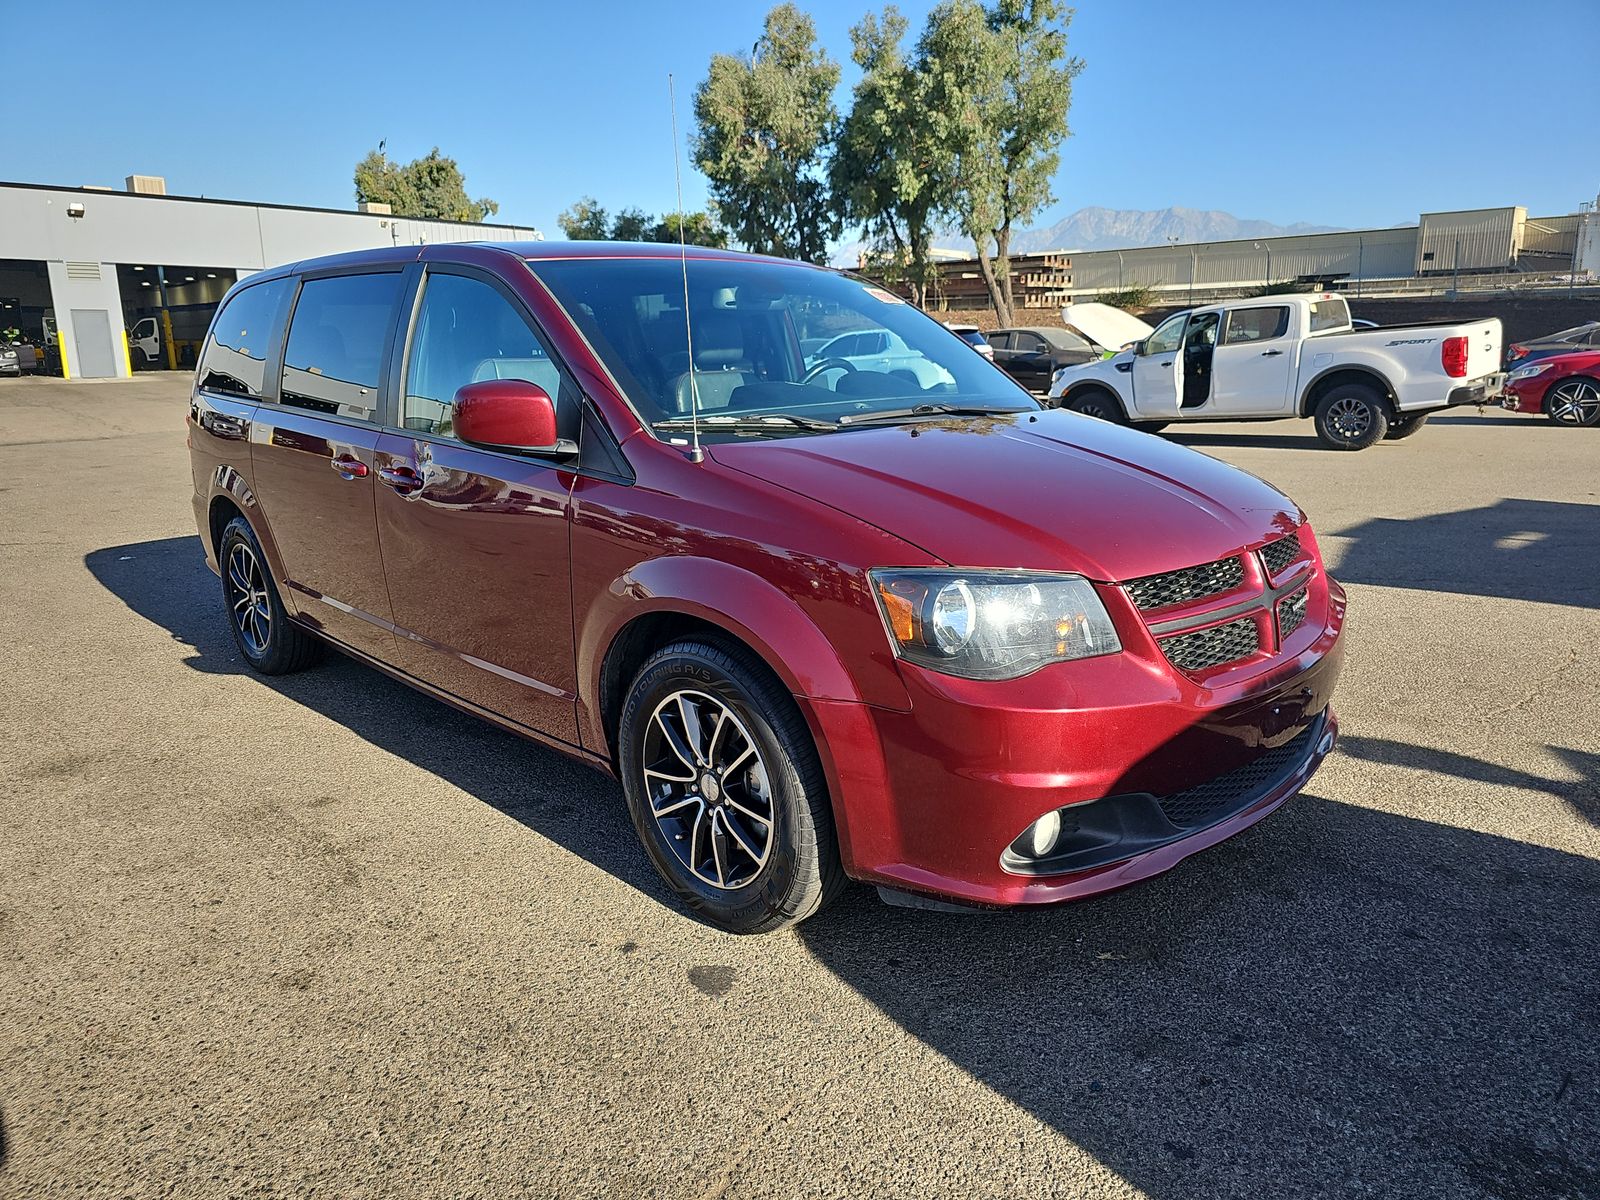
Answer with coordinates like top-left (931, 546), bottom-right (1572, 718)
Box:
top-left (1, 375), bottom-right (1596, 1198)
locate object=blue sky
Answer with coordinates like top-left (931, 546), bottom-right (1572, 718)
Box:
top-left (11, 0), bottom-right (1597, 238)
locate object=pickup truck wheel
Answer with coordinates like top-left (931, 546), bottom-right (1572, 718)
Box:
top-left (618, 638), bottom-right (844, 934)
top-left (1383, 412), bottom-right (1430, 440)
top-left (1065, 388), bottom-right (1126, 424)
top-left (218, 517), bottom-right (324, 675)
top-left (1314, 385), bottom-right (1389, 450)
top-left (1544, 378), bottom-right (1600, 426)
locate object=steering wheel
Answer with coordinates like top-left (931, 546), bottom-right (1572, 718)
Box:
top-left (803, 357), bottom-right (859, 386)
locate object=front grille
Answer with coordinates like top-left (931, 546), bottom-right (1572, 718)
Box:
top-left (1158, 616), bottom-right (1259, 672)
top-left (1124, 555), bottom-right (1244, 611)
top-left (1278, 588), bottom-right (1309, 639)
top-left (1259, 533), bottom-right (1303, 577)
top-left (1158, 723), bottom-right (1318, 828)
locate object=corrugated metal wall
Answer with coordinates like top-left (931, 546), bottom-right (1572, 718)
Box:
top-left (1414, 207), bottom-right (1523, 273)
top-left (1064, 226), bottom-right (1418, 293)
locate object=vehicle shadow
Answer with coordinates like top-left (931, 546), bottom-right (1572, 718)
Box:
top-left (1165, 429), bottom-right (1327, 451)
top-left (1329, 497), bottom-right (1600, 609)
top-left (801, 788), bottom-right (1600, 1197)
top-left (83, 536), bottom-right (665, 906)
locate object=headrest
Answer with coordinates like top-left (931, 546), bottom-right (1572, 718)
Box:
top-left (692, 312), bottom-right (744, 369)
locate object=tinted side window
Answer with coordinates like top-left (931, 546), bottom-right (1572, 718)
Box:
top-left (281, 273), bottom-right (404, 420)
top-left (1223, 306), bottom-right (1290, 344)
top-left (988, 332), bottom-right (1013, 351)
top-left (198, 278), bottom-right (291, 398)
top-left (1015, 333), bottom-right (1044, 353)
top-left (403, 272), bottom-right (566, 437)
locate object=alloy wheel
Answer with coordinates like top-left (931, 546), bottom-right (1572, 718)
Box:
top-left (1547, 380), bottom-right (1600, 426)
top-left (642, 690), bottom-right (774, 890)
top-left (225, 542), bottom-right (272, 656)
top-left (1327, 396), bottom-right (1372, 440)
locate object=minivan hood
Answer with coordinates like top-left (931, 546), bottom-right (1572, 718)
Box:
top-left (709, 411), bottom-right (1302, 581)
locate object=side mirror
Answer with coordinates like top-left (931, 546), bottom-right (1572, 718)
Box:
top-left (452, 379), bottom-right (571, 456)
top-left (1131, 339), bottom-right (1147, 356)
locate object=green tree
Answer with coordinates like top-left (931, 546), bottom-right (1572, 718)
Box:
top-left (652, 211), bottom-right (730, 248)
top-left (923, 0), bottom-right (1082, 326)
top-left (694, 4), bottom-right (841, 263)
top-left (610, 207), bottom-right (655, 241)
top-left (834, 7), bottom-right (951, 308)
top-left (557, 196), bottom-right (611, 240)
top-left (354, 147), bottom-right (499, 222)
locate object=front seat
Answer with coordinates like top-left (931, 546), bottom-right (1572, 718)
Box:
top-left (669, 313), bottom-right (751, 414)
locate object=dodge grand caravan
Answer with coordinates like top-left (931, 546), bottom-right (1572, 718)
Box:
top-left (188, 243), bottom-right (1345, 933)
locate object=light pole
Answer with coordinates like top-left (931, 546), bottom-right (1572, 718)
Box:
top-left (1165, 235), bottom-right (1181, 299)
top-left (1254, 241), bottom-right (1272, 288)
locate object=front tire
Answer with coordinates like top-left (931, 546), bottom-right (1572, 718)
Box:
top-left (1064, 388), bottom-right (1127, 424)
top-left (218, 517), bottom-right (324, 675)
top-left (618, 639), bottom-right (844, 934)
top-left (1314, 384), bottom-right (1389, 450)
top-left (1383, 412), bottom-right (1430, 440)
top-left (1544, 378), bottom-right (1600, 426)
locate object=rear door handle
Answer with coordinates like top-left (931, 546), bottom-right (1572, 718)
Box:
top-left (1261, 349), bottom-right (1284, 357)
top-left (377, 464), bottom-right (422, 494)
top-left (330, 454), bottom-right (368, 479)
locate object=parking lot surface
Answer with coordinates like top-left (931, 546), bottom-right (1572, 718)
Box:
top-left (1, 375), bottom-right (1597, 1199)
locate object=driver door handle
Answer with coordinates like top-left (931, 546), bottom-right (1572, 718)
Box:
top-left (1160, 360), bottom-right (1173, 368)
top-left (1261, 349), bottom-right (1284, 357)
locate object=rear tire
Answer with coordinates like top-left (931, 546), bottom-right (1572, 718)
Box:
top-left (218, 517), bottom-right (324, 675)
top-left (618, 638), bottom-right (844, 934)
top-left (1383, 412), bottom-right (1430, 440)
top-left (1313, 384), bottom-right (1389, 450)
top-left (1064, 388), bottom-right (1127, 425)
top-left (1543, 377), bottom-right (1600, 426)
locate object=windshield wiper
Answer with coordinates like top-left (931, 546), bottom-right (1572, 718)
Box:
top-left (836, 402), bottom-right (1032, 426)
top-left (653, 412), bottom-right (839, 433)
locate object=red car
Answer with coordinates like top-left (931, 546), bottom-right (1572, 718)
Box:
top-left (1502, 349), bottom-right (1600, 426)
top-left (188, 243), bottom-right (1344, 933)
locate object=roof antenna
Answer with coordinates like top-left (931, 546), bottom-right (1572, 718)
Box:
top-left (668, 72), bottom-right (704, 463)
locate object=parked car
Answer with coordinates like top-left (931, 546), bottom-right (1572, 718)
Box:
top-left (1049, 295), bottom-right (1504, 449)
top-left (988, 326), bottom-right (1098, 390)
top-left (804, 327), bottom-right (955, 388)
top-left (1504, 320), bottom-right (1600, 369)
top-left (1501, 349), bottom-right (1600, 426)
top-left (943, 322), bottom-right (994, 360)
top-left (0, 345), bottom-right (19, 376)
top-left (188, 242), bottom-right (1345, 932)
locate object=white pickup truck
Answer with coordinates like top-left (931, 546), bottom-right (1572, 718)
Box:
top-left (1047, 294), bottom-right (1504, 449)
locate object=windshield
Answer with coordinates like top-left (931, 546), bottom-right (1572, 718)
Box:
top-left (528, 257), bottom-right (1035, 438)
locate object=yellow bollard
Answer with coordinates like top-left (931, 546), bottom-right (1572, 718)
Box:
top-left (161, 310), bottom-right (177, 371)
top-left (122, 329), bottom-right (134, 377)
top-left (57, 331), bottom-right (71, 379)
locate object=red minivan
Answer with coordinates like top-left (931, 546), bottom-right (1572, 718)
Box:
top-left (188, 243), bottom-right (1344, 933)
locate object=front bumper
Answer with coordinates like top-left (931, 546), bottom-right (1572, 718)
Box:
top-left (811, 575), bottom-right (1347, 908)
top-left (1500, 377), bottom-right (1547, 414)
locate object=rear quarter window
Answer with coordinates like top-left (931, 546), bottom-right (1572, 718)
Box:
top-left (1307, 297), bottom-right (1351, 334)
top-left (197, 278), bottom-right (292, 398)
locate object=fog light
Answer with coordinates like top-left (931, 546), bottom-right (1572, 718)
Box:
top-left (1026, 809), bottom-right (1063, 858)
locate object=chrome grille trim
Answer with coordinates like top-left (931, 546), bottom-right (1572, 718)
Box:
top-left (1259, 533), bottom-right (1303, 577)
top-left (1123, 555), bottom-right (1245, 612)
top-left (1157, 616), bottom-right (1259, 673)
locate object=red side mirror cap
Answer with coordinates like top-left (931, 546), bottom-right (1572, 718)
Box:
top-left (452, 379), bottom-right (560, 453)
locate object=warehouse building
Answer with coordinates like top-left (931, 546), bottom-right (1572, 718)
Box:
top-left (907, 204), bottom-right (1595, 312)
top-left (0, 178), bottom-right (541, 378)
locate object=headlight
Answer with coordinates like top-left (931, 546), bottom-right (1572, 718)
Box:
top-left (1508, 362), bottom-right (1552, 381)
top-left (870, 569), bottom-right (1121, 680)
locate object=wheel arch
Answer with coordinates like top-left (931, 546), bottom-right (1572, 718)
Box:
top-left (1298, 365), bottom-right (1397, 418)
top-left (1059, 379), bottom-right (1129, 418)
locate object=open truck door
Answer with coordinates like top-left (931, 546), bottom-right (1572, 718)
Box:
top-left (1127, 312), bottom-right (1185, 419)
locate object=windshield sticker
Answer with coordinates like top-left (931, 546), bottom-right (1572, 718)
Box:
top-left (862, 286), bottom-right (906, 305)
